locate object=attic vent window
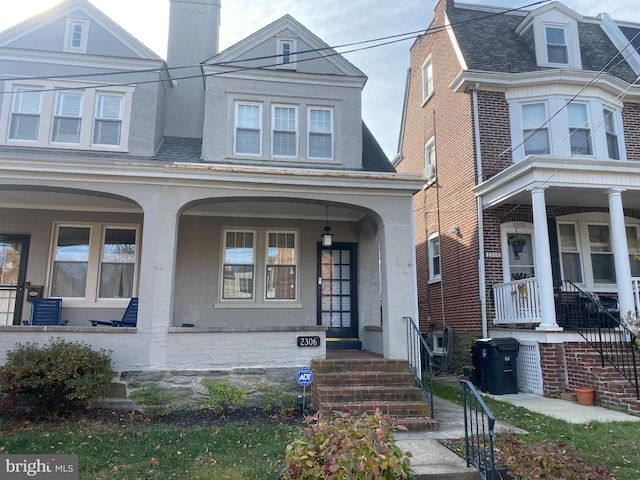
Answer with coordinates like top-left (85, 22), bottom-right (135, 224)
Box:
top-left (64, 19), bottom-right (90, 53)
top-left (277, 38), bottom-right (297, 69)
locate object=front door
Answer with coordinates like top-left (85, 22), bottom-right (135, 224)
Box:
top-left (0, 235), bottom-right (30, 325)
top-left (317, 243), bottom-right (360, 350)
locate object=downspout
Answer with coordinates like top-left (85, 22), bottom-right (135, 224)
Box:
top-left (472, 83), bottom-right (488, 339)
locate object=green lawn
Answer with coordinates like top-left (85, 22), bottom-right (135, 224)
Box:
top-left (433, 382), bottom-right (640, 480)
top-left (0, 417), bottom-right (298, 480)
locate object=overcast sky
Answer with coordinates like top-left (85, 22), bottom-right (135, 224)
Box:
top-left (2, 1), bottom-right (639, 159)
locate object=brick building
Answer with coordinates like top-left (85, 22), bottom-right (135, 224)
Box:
top-left (396, 0), bottom-right (640, 409)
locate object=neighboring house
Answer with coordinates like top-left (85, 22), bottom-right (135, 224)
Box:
top-left (396, 0), bottom-right (640, 405)
top-left (0, 0), bottom-right (422, 403)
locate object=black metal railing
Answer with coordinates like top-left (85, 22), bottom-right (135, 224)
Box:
top-left (556, 280), bottom-right (639, 400)
top-left (404, 316), bottom-right (434, 418)
top-left (460, 379), bottom-right (496, 480)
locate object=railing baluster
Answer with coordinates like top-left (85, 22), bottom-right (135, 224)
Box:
top-left (460, 379), bottom-right (496, 480)
top-left (404, 317), bottom-right (435, 417)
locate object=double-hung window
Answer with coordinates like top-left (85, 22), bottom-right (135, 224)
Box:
top-left (308, 107), bottom-right (333, 159)
top-left (588, 224), bottom-right (614, 283)
top-left (265, 231), bottom-right (297, 300)
top-left (424, 137), bottom-right (436, 181)
top-left (603, 108), bottom-right (620, 160)
top-left (558, 223), bottom-right (583, 283)
top-left (50, 223), bottom-right (138, 301)
top-left (568, 103), bottom-right (592, 155)
top-left (422, 57), bottom-right (433, 102)
top-left (94, 94), bottom-right (123, 145)
top-left (235, 102), bottom-right (261, 155)
top-left (428, 233), bottom-right (441, 282)
top-left (545, 26), bottom-right (568, 64)
top-left (52, 91), bottom-right (83, 143)
top-left (522, 103), bottom-right (550, 156)
top-left (272, 105), bottom-right (297, 157)
top-left (627, 226), bottom-right (640, 277)
top-left (9, 88), bottom-right (42, 141)
top-left (222, 230), bottom-right (255, 299)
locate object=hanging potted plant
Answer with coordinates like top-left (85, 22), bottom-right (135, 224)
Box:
top-left (508, 235), bottom-right (527, 259)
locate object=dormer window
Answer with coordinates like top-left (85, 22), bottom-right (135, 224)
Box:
top-left (64, 19), bottom-right (90, 53)
top-left (546, 26), bottom-right (568, 64)
top-left (277, 38), bottom-right (297, 69)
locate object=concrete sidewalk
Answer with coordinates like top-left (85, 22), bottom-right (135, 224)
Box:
top-left (394, 377), bottom-right (640, 479)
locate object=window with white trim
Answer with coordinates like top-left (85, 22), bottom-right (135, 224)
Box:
top-left (277, 38), bottom-right (297, 69)
top-left (522, 102), bottom-right (550, 156)
top-left (428, 233), bottom-right (441, 282)
top-left (588, 224), bottom-right (614, 283)
top-left (49, 223), bottom-right (138, 301)
top-left (272, 105), bottom-right (297, 157)
top-left (1, 80), bottom-right (133, 151)
top-left (308, 107), bottom-right (333, 159)
top-left (265, 231), bottom-right (297, 300)
top-left (424, 137), bottom-right (436, 181)
top-left (9, 88), bottom-right (42, 141)
top-left (235, 102), bottom-right (262, 155)
top-left (422, 56), bottom-right (433, 102)
top-left (558, 222), bottom-right (583, 283)
top-left (545, 26), bottom-right (568, 64)
top-left (603, 108), bottom-right (620, 160)
top-left (222, 230), bottom-right (255, 300)
top-left (64, 19), bottom-right (90, 53)
top-left (568, 103), bottom-right (592, 156)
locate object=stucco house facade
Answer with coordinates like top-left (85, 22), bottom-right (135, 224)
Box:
top-left (396, 0), bottom-right (640, 408)
top-left (0, 0), bottom-right (423, 402)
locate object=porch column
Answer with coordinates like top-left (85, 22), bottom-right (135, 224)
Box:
top-left (529, 185), bottom-right (561, 331)
top-left (607, 188), bottom-right (634, 317)
top-left (137, 188), bottom-right (182, 370)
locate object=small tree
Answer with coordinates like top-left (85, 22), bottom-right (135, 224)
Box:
top-left (0, 338), bottom-right (115, 415)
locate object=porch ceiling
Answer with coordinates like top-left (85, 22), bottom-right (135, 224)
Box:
top-left (475, 156), bottom-right (640, 210)
top-left (0, 187), bottom-right (141, 212)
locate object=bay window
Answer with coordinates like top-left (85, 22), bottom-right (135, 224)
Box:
top-left (568, 103), bottom-right (592, 155)
top-left (603, 108), bottom-right (620, 160)
top-left (522, 103), bottom-right (550, 156)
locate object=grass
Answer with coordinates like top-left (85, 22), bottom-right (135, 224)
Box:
top-left (0, 417), bottom-right (298, 480)
top-left (433, 382), bottom-right (640, 480)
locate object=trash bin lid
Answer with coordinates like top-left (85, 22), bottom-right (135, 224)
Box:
top-left (488, 337), bottom-right (520, 350)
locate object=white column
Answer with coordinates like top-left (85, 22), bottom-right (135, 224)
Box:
top-left (530, 185), bottom-right (562, 331)
top-left (607, 188), bottom-right (634, 317)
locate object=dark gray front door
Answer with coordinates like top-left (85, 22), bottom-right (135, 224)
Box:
top-left (317, 243), bottom-right (360, 350)
top-left (0, 235), bottom-right (30, 325)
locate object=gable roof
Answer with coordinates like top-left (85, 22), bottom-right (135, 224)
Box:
top-left (447, 3), bottom-right (638, 84)
top-left (205, 14), bottom-right (366, 78)
top-left (0, 0), bottom-right (162, 61)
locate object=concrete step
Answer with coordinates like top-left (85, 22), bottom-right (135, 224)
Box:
top-left (394, 437), bottom-right (481, 479)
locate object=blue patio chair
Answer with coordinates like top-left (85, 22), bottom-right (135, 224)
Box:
top-left (24, 298), bottom-right (68, 326)
top-left (90, 298), bottom-right (138, 327)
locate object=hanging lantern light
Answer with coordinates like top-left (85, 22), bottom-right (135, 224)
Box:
top-left (321, 206), bottom-right (333, 247)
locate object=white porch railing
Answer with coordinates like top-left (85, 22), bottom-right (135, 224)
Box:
top-left (633, 278), bottom-right (640, 314)
top-left (493, 277), bottom-right (541, 325)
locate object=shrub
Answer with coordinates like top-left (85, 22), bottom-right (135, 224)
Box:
top-left (280, 408), bottom-right (413, 479)
top-left (0, 338), bottom-right (114, 414)
top-left (499, 433), bottom-right (613, 480)
top-left (258, 384), bottom-right (298, 416)
top-left (200, 380), bottom-right (246, 414)
top-left (129, 383), bottom-right (176, 416)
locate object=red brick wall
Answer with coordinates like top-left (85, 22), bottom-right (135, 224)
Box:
top-left (477, 91), bottom-right (512, 181)
top-left (622, 102), bottom-right (640, 161)
top-left (396, 0), bottom-right (481, 335)
top-left (539, 343), bottom-right (567, 397)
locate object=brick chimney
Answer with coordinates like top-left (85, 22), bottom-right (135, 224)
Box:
top-left (165, 0), bottom-right (221, 138)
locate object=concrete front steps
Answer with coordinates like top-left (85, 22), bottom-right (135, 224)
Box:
top-left (565, 346), bottom-right (640, 413)
top-left (310, 357), bottom-right (440, 431)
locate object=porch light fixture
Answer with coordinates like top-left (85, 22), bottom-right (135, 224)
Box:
top-left (322, 206), bottom-right (333, 247)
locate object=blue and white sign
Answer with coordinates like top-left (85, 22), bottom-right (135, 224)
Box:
top-left (296, 367), bottom-right (314, 386)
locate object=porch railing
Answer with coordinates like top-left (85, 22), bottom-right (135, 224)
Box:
top-left (633, 277), bottom-right (640, 313)
top-left (404, 316), bottom-right (434, 418)
top-left (460, 379), bottom-right (496, 480)
top-left (556, 280), bottom-right (639, 400)
top-left (492, 277), bottom-right (541, 325)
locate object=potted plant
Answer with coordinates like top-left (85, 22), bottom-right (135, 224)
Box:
top-left (508, 235), bottom-right (527, 258)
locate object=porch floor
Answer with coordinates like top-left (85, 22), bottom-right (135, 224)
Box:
top-left (325, 349), bottom-right (383, 359)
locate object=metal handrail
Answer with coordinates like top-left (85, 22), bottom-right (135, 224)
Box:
top-left (460, 379), bottom-right (496, 480)
top-left (404, 316), bottom-right (434, 418)
top-left (556, 280), bottom-right (639, 400)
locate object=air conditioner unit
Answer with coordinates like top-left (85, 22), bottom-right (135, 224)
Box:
top-left (424, 163), bottom-right (436, 181)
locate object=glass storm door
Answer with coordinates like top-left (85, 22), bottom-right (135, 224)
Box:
top-left (317, 243), bottom-right (359, 348)
top-left (0, 235), bottom-right (30, 325)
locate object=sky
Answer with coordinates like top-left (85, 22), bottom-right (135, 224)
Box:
top-left (2, 1), bottom-right (639, 160)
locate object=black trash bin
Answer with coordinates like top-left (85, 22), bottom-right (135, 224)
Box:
top-left (473, 337), bottom-right (519, 394)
